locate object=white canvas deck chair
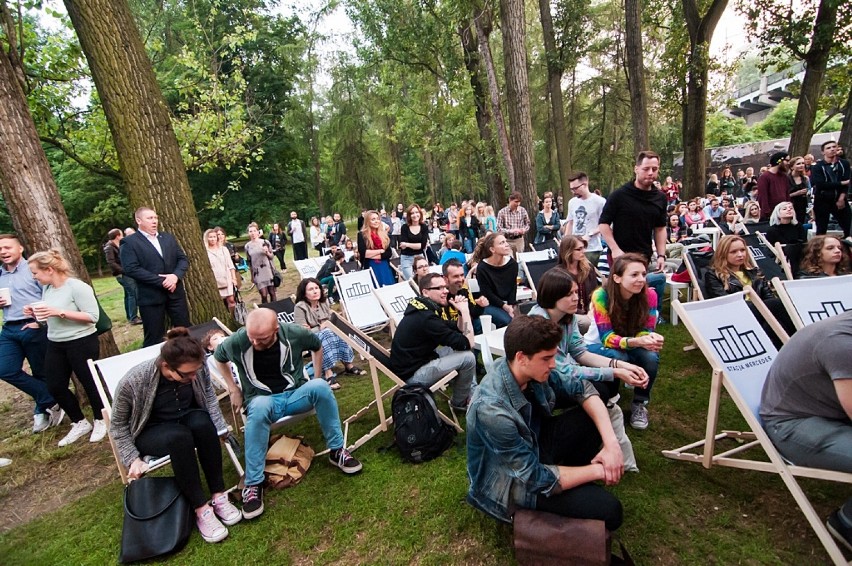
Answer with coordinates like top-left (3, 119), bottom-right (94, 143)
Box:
top-left (89, 343), bottom-right (245, 485)
top-left (664, 290), bottom-right (852, 566)
top-left (373, 280), bottom-right (418, 336)
top-left (320, 312), bottom-right (462, 452)
top-left (516, 249), bottom-right (556, 265)
top-left (772, 274), bottom-right (852, 331)
top-left (333, 268), bottom-right (389, 333)
top-left (294, 258), bottom-right (321, 280)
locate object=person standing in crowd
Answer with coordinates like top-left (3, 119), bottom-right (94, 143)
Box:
top-left (329, 213), bottom-right (347, 246)
top-left (203, 229), bottom-right (237, 315)
top-left (706, 173), bottom-right (720, 197)
top-left (245, 223), bottom-right (277, 304)
top-left (288, 212), bottom-right (308, 261)
top-left (497, 192), bottom-right (531, 256)
top-left (26, 250), bottom-right (105, 446)
top-left (398, 204), bottom-right (429, 280)
top-left (535, 194), bottom-right (561, 245)
top-left (458, 203), bottom-right (481, 253)
top-left (719, 168), bottom-right (737, 195)
top-left (103, 228), bottom-right (141, 325)
top-left (357, 210), bottom-right (394, 287)
top-left (0, 234), bottom-right (63, 434)
top-left (565, 172), bottom-right (607, 267)
top-left (268, 223), bottom-right (287, 271)
top-left (482, 205), bottom-right (498, 234)
top-left (447, 203), bottom-right (460, 239)
top-left (309, 217), bottom-right (326, 256)
top-left (662, 176), bottom-right (679, 206)
top-left (811, 140), bottom-right (851, 238)
top-left (756, 152), bottom-right (791, 221)
top-left (120, 207), bottom-right (191, 347)
top-left (788, 156), bottom-right (811, 225)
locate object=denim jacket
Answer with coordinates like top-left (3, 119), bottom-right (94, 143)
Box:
top-left (466, 359), bottom-right (563, 523)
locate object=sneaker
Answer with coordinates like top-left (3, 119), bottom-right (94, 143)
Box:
top-left (630, 403), bottom-right (649, 430)
top-left (196, 506), bottom-right (228, 543)
top-left (450, 398), bottom-right (469, 413)
top-left (47, 404), bottom-right (65, 428)
top-left (89, 419), bottom-right (107, 443)
top-left (58, 420), bottom-right (93, 447)
top-left (32, 413), bottom-right (50, 434)
top-left (211, 493), bottom-right (242, 526)
top-left (241, 484), bottom-right (264, 520)
top-left (827, 510), bottom-right (852, 553)
top-left (130, 317), bottom-right (143, 325)
top-left (329, 447), bottom-right (363, 474)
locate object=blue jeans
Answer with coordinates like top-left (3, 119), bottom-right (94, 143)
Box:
top-left (399, 254), bottom-right (416, 280)
top-left (115, 275), bottom-right (139, 321)
top-left (0, 323), bottom-right (54, 414)
top-left (586, 343), bottom-right (658, 404)
top-left (242, 379), bottom-right (344, 486)
top-left (763, 416), bottom-right (852, 472)
top-left (646, 272), bottom-right (666, 310)
top-left (483, 305), bottom-right (512, 329)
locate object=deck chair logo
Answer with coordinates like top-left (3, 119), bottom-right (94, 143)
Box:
top-left (546, 248), bottom-right (558, 260)
top-left (710, 324), bottom-right (767, 363)
top-left (277, 312), bottom-right (295, 324)
top-left (389, 295), bottom-right (410, 315)
top-left (807, 301), bottom-right (850, 324)
top-left (747, 245), bottom-right (766, 261)
top-left (345, 282), bottom-right (372, 299)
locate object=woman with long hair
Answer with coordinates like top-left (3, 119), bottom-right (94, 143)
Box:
top-left (718, 208), bottom-right (745, 236)
top-left (398, 204), bottom-right (429, 279)
top-left (458, 203), bottom-right (481, 253)
top-left (482, 205), bottom-right (498, 234)
top-left (110, 328), bottom-right (242, 542)
top-left (204, 228), bottom-right (237, 314)
top-left (665, 213), bottom-right (689, 258)
top-left (742, 201), bottom-right (762, 224)
top-left (719, 168), bottom-right (737, 195)
top-left (534, 194), bottom-right (561, 244)
top-left (798, 236), bottom-right (851, 278)
top-left (357, 210), bottom-right (394, 287)
top-left (471, 233), bottom-right (518, 328)
top-left (309, 216), bottom-right (326, 256)
top-left (25, 250), bottom-right (105, 446)
top-left (293, 278), bottom-right (365, 390)
top-left (787, 156), bottom-right (811, 225)
top-left (683, 199), bottom-right (708, 228)
top-left (556, 235), bottom-right (600, 333)
top-left (244, 222), bottom-right (277, 303)
top-left (584, 253), bottom-right (664, 430)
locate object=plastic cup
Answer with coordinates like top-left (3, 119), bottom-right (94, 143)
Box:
top-left (30, 301), bottom-right (48, 322)
top-left (0, 288), bottom-right (10, 306)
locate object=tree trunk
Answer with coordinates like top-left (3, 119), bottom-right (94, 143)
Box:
top-left (624, 0), bottom-right (650, 155)
top-left (0, 37), bottom-right (119, 358)
top-left (384, 115), bottom-right (404, 206)
top-left (538, 0), bottom-right (571, 194)
top-left (424, 148), bottom-right (438, 206)
top-left (64, 0), bottom-right (228, 326)
top-left (682, 0), bottom-right (728, 200)
top-left (839, 82), bottom-right (852, 154)
top-left (787, 0), bottom-right (838, 157)
top-left (307, 72), bottom-right (323, 215)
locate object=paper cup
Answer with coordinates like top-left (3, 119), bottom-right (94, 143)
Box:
top-left (30, 301), bottom-right (48, 322)
top-left (0, 288), bottom-right (10, 306)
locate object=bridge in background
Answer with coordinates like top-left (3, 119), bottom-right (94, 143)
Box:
top-left (725, 62), bottom-right (805, 125)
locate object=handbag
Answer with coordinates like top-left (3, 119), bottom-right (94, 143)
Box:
top-left (96, 299), bottom-right (112, 335)
top-left (513, 509), bottom-right (613, 566)
top-left (233, 289), bottom-right (248, 326)
top-left (264, 434), bottom-right (314, 489)
top-left (119, 476), bottom-right (193, 563)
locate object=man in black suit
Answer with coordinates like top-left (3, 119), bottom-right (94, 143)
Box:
top-left (120, 207), bottom-right (191, 346)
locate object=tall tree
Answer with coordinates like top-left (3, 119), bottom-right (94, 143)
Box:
top-left (624, 0), bottom-right (650, 154)
top-left (63, 0), bottom-right (228, 324)
top-left (537, 0), bottom-right (571, 195)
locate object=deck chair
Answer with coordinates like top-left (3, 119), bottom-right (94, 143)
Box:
top-left (742, 220), bottom-right (770, 235)
top-left (334, 269), bottom-right (389, 333)
top-left (517, 249), bottom-right (556, 264)
top-left (772, 274), bottom-right (852, 331)
top-left (520, 257), bottom-right (558, 301)
top-left (743, 233), bottom-right (787, 283)
top-left (89, 344), bottom-right (244, 485)
top-left (389, 256), bottom-right (403, 280)
top-left (294, 258), bottom-right (321, 280)
top-left (664, 291), bottom-right (851, 566)
top-left (340, 259), bottom-right (360, 273)
top-left (682, 247), bottom-right (714, 301)
top-left (254, 296), bottom-right (297, 325)
top-left (529, 239), bottom-right (559, 254)
top-left (320, 312), bottom-right (462, 452)
top-left (373, 281), bottom-right (418, 335)
top-left (754, 232), bottom-right (801, 280)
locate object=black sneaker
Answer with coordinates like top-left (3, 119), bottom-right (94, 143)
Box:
top-left (329, 447), bottom-right (363, 474)
top-left (241, 484), bottom-right (264, 520)
top-left (827, 510), bottom-right (852, 553)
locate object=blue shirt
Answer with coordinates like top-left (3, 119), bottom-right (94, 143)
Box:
top-left (0, 258), bottom-right (43, 322)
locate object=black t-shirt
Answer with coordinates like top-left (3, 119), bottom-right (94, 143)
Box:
top-left (599, 181), bottom-right (668, 261)
top-left (148, 375), bottom-right (199, 424)
top-left (253, 345), bottom-right (289, 394)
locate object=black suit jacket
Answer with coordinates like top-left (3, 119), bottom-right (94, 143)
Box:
top-left (120, 231), bottom-right (189, 306)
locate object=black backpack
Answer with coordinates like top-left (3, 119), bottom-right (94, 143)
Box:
top-left (391, 384), bottom-right (456, 463)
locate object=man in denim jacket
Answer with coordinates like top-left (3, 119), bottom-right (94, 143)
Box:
top-left (466, 315), bottom-right (623, 530)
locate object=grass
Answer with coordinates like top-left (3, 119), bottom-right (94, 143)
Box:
top-left (0, 270), bottom-right (848, 565)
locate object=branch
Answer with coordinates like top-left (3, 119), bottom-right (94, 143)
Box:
top-left (39, 136), bottom-right (122, 180)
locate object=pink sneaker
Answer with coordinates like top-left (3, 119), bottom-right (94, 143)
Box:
top-left (196, 507), bottom-right (228, 543)
top-left (211, 493), bottom-right (242, 526)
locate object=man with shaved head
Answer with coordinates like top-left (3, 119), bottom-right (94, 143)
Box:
top-left (213, 308), bottom-right (362, 521)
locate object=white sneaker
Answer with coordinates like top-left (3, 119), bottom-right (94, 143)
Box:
top-left (90, 419), bottom-right (107, 443)
top-left (196, 507), bottom-right (229, 543)
top-left (32, 413), bottom-right (50, 434)
top-left (47, 404), bottom-right (65, 428)
top-left (58, 420), bottom-right (93, 447)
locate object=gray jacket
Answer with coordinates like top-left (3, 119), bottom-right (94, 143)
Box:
top-left (109, 358), bottom-right (228, 468)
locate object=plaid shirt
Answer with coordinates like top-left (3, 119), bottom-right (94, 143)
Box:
top-left (496, 205), bottom-right (530, 236)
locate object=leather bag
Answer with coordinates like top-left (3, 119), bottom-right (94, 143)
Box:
top-left (95, 299), bottom-right (112, 335)
top-left (513, 509), bottom-right (612, 566)
top-left (119, 476), bottom-right (193, 563)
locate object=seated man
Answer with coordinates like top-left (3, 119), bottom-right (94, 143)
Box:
top-left (390, 272), bottom-right (475, 410)
top-left (441, 259), bottom-right (486, 334)
top-left (214, 309), bottom-right (362, 520)
top-left (466, 315), bottom-right (623, 530)
top-left (760, 310), bottom-right (852, 551)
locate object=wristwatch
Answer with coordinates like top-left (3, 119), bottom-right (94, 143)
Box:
top-left (59, 311), bottom-right (67, 319)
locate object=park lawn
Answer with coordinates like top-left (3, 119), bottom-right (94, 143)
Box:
top-left (0, 266), bottom-right (848, 564)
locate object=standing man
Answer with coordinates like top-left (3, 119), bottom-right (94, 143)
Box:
top-left (104, 228), bottom-right (141, 325)
top-left (268, 223), bottom-right (287, 271)
top-left (756, 152), bottom-right (791, 221)
top-left (811, 140), bottom-right (851, 238)
top-left (120, 207), bottom-right (191, 347)
top-left (288, 211), bottom-right (308, 261)
top-left (329, 213), bottom-right (347, 246)
top-left (564, 172), bottom-right (607, 267)
top-left (0, 234), bottom-right (63, 433)
top-left (497, 192), bottom-right (531, 256)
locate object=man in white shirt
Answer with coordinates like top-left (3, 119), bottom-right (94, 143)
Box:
top-left (288, 211), bottom-right (308, 260)
top-left (564, 171), bottom-right (607, 266)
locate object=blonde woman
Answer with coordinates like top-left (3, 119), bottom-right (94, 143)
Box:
top-left (357, 210), bottom-right (394, 286)
top-left (245, 222), bottom-right (277, 303)
top-left (742, 201), bottom-right (761, 224)
top-left (204, 229), bottom-right (237, 314)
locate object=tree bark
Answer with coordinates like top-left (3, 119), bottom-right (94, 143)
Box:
top-left (624, 0), bottom-right (650, 155)
top-left (839, 82), bottom-right (852, 154)
top-left (0, 36), bottom-right (119, 357)
top-left (787, 0), bottom-right (838, 157)
top-left (63, 0), bottom-right (228, 325)
top-left (538, 0), bottom-right (571, 194)
top-left (499, 0), bottom-right (538, 237)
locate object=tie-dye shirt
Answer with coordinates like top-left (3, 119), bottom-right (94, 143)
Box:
top-left (586, 287), bottom-right (658, 350)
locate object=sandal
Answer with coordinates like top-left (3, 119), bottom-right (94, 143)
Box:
top-left (325, 375), bottom-right (342, 390)
top-left (344, 366), bottom-right (366, 376)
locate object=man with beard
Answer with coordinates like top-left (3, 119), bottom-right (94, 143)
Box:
top-left (756, 152), bottom-right (791, 221)
top-left (811, 140), bottom-right (851, 238)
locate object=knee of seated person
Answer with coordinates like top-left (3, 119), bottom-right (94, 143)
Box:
top-left (305, 377), bottom-right (333, 396)
top-left (246, 395), bottom-right (276, 420)
top-left (459, 351), bottom-right (476, 369)
top-left (602, 496), bottom-right (624, 531)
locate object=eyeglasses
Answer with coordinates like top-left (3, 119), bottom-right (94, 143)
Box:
top-left (170, 366), bottom-right (199, 380)
top-left (569, 183), bottom-right (586, 191)
top-left (425, 285), bottom-right (448, 291)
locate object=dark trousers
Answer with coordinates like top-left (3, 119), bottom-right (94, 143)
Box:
top-left (813, 197), bottom-right (851, 238)
top-left (115, 275), bottom-right (139, 321)
top-left (273, 249), bottom-right (286, 270)
top-left (293, 242), bottom-right (308, 261)
top-left (535, 407), bottom-right (624, 531)
top-left (139, 291), bottom-right (191, 347)
top-left (44, 333), bottom-right (102, 423)
top-left (135, 410), bottom-right (225, 509)
top-left (0, 322), bottom-right (54, 414)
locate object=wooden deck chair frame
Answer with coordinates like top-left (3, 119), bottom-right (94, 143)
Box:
top-left (664, 290), bottom-right (852, 566)
top-left (520, 257), bottom-right (558, 301)
top-left (320, 312), bottom-right (462, 452)
top-left (772, 274), bottom-right (852, 331)
top-left (333, 269), bottom-right (389, 333)
top-left (754, 232), bottom-right (794, 280)
top-left (373, 280), bottom-right (418, 336)
top-left (89, 343), bottom-right (245, 485)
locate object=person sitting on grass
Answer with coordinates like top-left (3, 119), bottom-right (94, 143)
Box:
top-left (213, 308), bottom-right (362, 521)
top-left (466, 315), bottom-right (624, 530)
top-left (110, 328), bottom-right (242, 544)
